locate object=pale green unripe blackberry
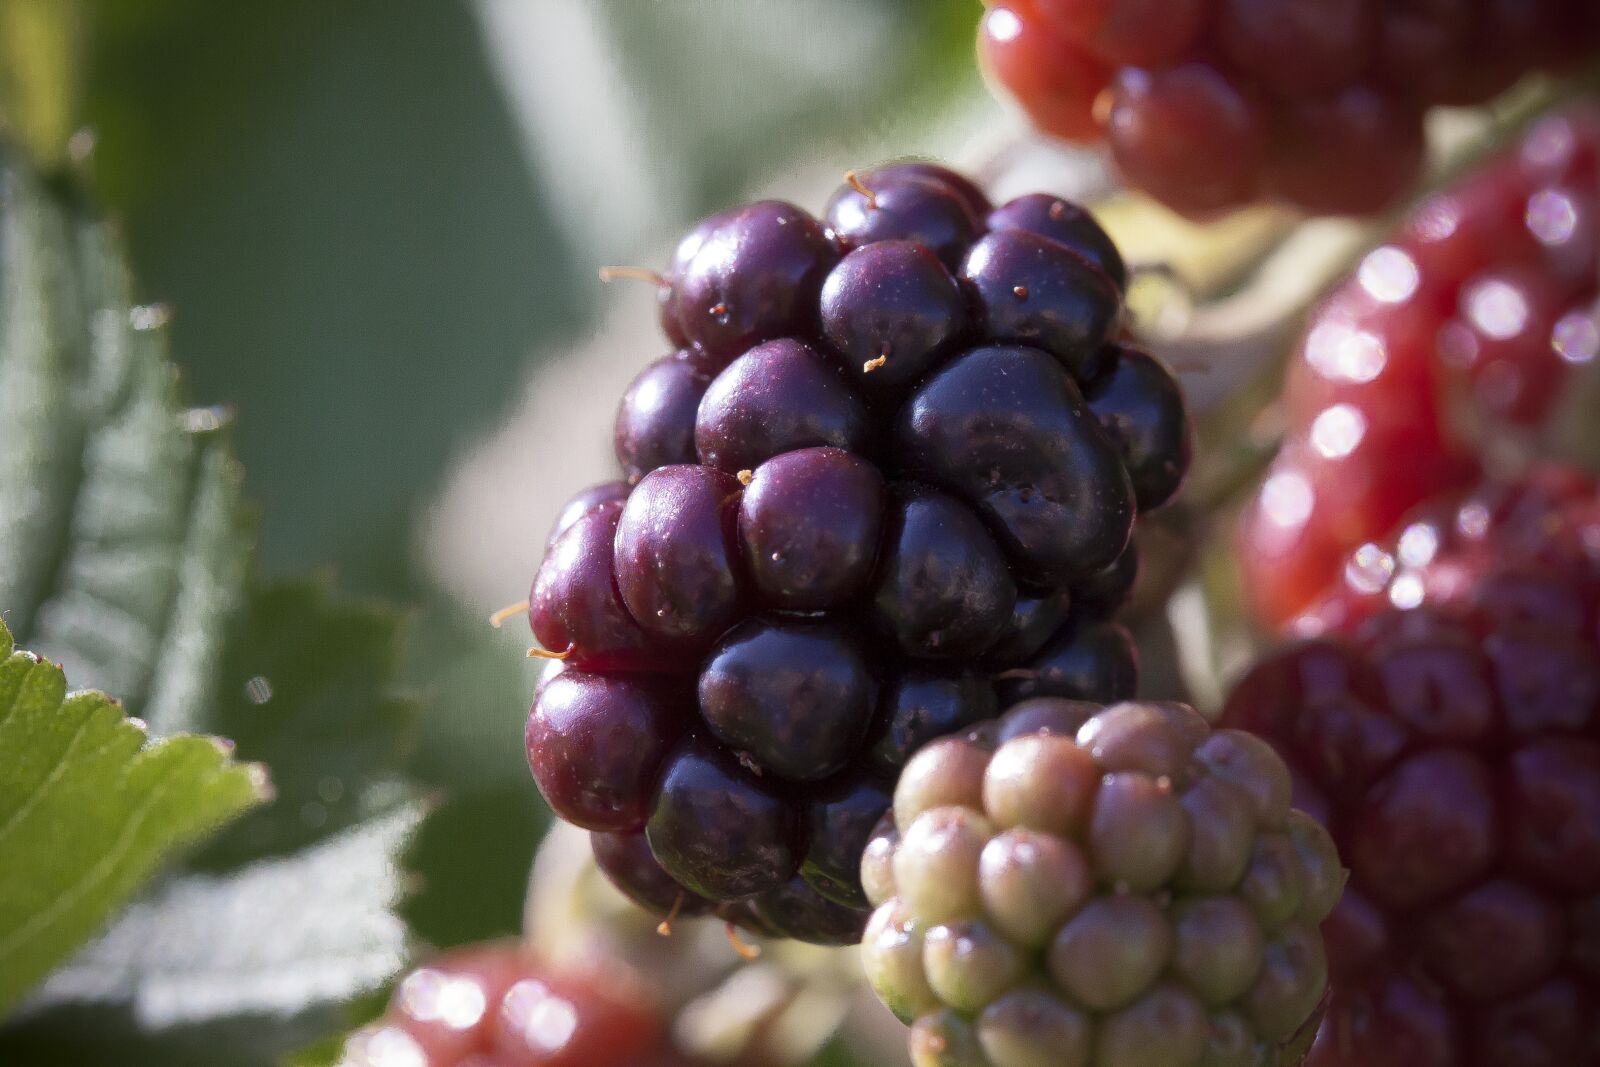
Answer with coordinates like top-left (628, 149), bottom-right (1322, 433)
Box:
top-left (861, 699), bottom-right (1341, 1067)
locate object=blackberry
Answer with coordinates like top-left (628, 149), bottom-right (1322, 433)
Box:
top-left (337, 943), bottom-right (678, 1067)
top-left (862, 700), bottom-right (1339, 1067)
top-left (1221, 468), bottom-right (1600, 1066)
top-left (978, 0), bottom-right (1599, 216)
top-left (1241, 106), bottom-right (1600, 631)
top-left (524, 162), bottom-right (1191, 944)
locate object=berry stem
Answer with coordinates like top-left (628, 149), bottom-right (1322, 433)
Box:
top-left (526, 644), bottom-right (575, 661)
top-left (724, 922), bottom-right (761, 961)
top-left (489, 599), bottom-right (531, 628)
top-left (844, 170), bottom-right (879, 210)
top-left (598, 265), bottom-right (668, 287)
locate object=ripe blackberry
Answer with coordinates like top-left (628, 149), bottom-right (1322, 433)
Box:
top-left (337, 943), bottom-right (682, 1067)
top-left (1222, 474), bottom-right (1600, 1066)
top-left (1241, 106), bottom-right (1600, 630)
top-left (978, 0), bottom-right (1599, 216)
top-left (524, 163), bottom-right (1191, 944)
top-left (862, 700), bottom-right (1339, 1067)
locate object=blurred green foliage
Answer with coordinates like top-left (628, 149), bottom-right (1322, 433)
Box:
top-left (5, 0), bottom-right (986, 997)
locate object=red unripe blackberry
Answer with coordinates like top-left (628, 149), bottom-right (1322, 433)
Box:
top-left (976, 0), bottom-right (1600, 215)
top-left (524, 163), bottom-right (1191, 944)
top-left (1242, 106), bottom-right (1600, 631)
top-left (338, 943), bottom-right (673, 1067)
top-left (1223, 470), bottom-right (1600, 1065)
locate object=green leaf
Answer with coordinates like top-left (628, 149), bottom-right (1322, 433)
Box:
top-left (0, 135), bottom-right (253, 729)
top-left (0, 618), bottom-right (268, 1014)
top-left (19, 802), bottom-right (420, 1030)
top-left (0, 126), bottom-right (423, 1055)
top-left (193, 582), bottom-right (418, 868)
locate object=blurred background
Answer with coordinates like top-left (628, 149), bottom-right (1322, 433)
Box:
top-left (63, 0), bottom-right (1024, 955)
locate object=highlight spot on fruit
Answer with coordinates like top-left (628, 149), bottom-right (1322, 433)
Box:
top-left (1261, 470), bottom-right (1315, 531)
top-left (1357, 247), bottom-right (1420, 305)
top-left (1308, 404), bottom-right (1367, 460)
top-left (1303, 321), bottom-right (1386, 384)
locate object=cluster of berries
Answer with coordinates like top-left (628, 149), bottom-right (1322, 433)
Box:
top-left (523, 162), bottom-right (1190, 944)
top-left (1242, 105), bottom-right (1600, 630)
top-left (337, 944), bottom-right (690, 1067)
top-left (861, 699), bottom-right (1340, 1067)
top-left (1222, 465), bottom-right (1600, 1066)
top-left (978, 0), bottom-right (1600, 216)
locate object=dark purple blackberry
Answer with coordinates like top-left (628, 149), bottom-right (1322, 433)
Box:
top-left (697, 617), bottom-right (875, 782)
top-left (1072, 541), bottom-right (1140, 617)
top-left (694, 338), bottom-right (871, 472)
top-left (961, 232), bottom-right (1122, 382)
top-left (870, 483), bottom-right (1019, 660)
top-left (826, 171), bottom-right (983, 269)
top-left (867, 670), bottom-right (1000, 773)
top-left (546, 480), bottom-right (630, 549)
top-left (613, 465), bottom-right (745, 648)
top-left (613, 352), bottom-right (709, 483)
top-left (983, 590), bottom-right (1076, 669)
top-left (894, 344), bottom-right (1136, 586)
top-left (1085, 345), bottom-right (1193, 511)
top-left (590, 829), bottom-right (713, 920)
top-left (525, 162), bottom-right (1190, 946)
top-left (737, 446), bottom-right (884, 610)
top-left (526, 671), bottom-right (690, 831)
top-left (801, 774), bottom-right (894, 909)
top-left (750, 876), bottom-right (871, 946)
top-left (993, 617), bottom-right (1139, 706)
top-left (530, 500), bottom-right (669, 672)
top-left (645, 737), bottom-right (797, 900)
top-left (819, 240), bottom-right (968, 402)
top-left (865, 160), bottom-right (994, 222)
top-left (986, 192), bottom-right (1128, 290)
top-left (667, 200), bottom-right (836, 369)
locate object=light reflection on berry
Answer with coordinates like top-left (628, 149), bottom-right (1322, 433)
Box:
top-left (1553, 308), bottom-right (1600, 365)
top-left (1357, 247), bottom-right (1420, 305)
top-left (1526, 189), bottom-right (1580, 247)
top-left (1344, 544), bottom-right (1395, 595)
top-left (1396, 522), bottom-right (1440, 569)
top-left (397, 969), bottom-right (489, 1031)
top-left (1304, 321), bottom-right (1387, 383)
top-left (1464, 278), bottom-right (1531, 341)
top-left (339, 1026), bottom-right (429, 1067)
top-left (1309, 404), bottom-right (1366, 460)
top-left (500, 979), bottom-right (581, 1056)
top-left (1262, 470), bottom-right (1315, 530)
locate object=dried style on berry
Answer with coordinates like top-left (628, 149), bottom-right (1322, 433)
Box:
top-left (1222, 467), bottom-right (1600, 1067)
top-left (522, 162), bottom-right (1191, 944)
top-left (862, 699), bottom-right (1340, 1067)
top-left (979, 0), bottom-right (1600, 216)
